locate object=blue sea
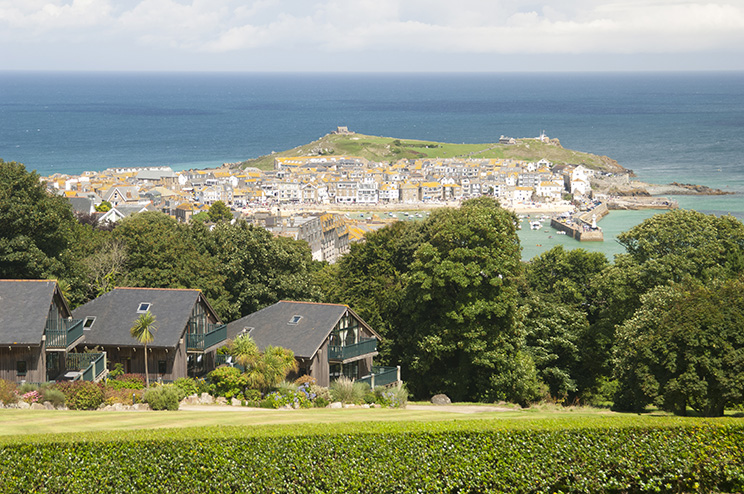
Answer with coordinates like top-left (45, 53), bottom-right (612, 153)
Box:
top-left (1, 71), bottom-right (742, 259)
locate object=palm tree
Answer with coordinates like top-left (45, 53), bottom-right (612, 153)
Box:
top-left (253, 345), bottom-right (298, 393)
top-left (130, 311), bottom-right (157, 387)
top-left (230, 334), bottom-right (261, 369)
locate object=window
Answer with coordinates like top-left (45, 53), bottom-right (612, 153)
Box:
top-left (137, 302), bottom-right (151, 313)
top-left (158, 360), bottom-right (167, 375)
top-left (16, 361), bottom-right (27, 376)
top-left (83, 316), bottom-right (96, 330)
top-left (288, 315), bottom-right (302, 325)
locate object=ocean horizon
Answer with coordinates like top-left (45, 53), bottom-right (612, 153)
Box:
top-left (2, 71), bottom-right (742, 259)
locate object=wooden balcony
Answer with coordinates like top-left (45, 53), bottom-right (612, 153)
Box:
top-left (45, 319), bottom-right (84, 350)
top-left (187, 323), bottom-right (227, 352)
top-left (328, 337), bottom-right (377, 362)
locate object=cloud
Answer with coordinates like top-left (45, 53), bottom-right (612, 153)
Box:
top-left (1, 0), bottom-right (743, 69)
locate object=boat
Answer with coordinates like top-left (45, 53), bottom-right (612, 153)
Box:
top-left (530, 221), bottom-right (542, 230)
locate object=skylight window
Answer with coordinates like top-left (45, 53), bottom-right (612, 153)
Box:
top-left (137, 302), bottom-right (151, 313)
top-left (288, 315), bottom-right (302, 325)
top-left (83, 316), bottom-right (96, 330)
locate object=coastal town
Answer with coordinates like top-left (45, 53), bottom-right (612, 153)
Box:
top-left (44, 131), bottom-right (676, 262)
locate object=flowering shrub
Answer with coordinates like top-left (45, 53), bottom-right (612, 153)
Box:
top-left (375, 385), bottom-right (408, 408)
top-left (22, 390), bottom-right (40, 404)
top-left (262, 389), bottom-right (312, 409)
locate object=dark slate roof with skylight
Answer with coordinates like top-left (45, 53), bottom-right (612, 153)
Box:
top-left (72, 287), bottom-right (209, 348)
top-left (225, 301), bottom-right (378, 359)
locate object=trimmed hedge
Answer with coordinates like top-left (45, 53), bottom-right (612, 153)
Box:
top-left (0, 423), bottom-right (742, 493)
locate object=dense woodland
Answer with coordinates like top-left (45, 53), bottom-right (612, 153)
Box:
top-left (3, 159), bottom-right (744, 415)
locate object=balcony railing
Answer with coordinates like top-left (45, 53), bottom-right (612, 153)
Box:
top-left (187, 323), bottom-right (227, 352)
top-left (328, 337), bottom-right (377, 361)
top-left (358, 366), bottom-right (400, 388)
top-left (66, 352), bottom-right (107, 382)
top-left (46, 319), bottom-right (84, 349)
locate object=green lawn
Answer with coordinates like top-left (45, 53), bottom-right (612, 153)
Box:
top-left (1, 404), bottom-right (739, 444)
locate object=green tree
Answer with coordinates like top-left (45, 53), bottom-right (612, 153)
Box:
top-left (95, 201), bottom-right (112, 213)
top-left (519, 294), bottom-right (584, 401)
top-left (112, 211), bottom-right (229, 318)
top-left (207, 201), bottom-right (233, 223)
top-left (525, 245), bottom-right (608, 307)
top-left (0, 160), bottom-right (78, 279)
top-left (613, 278), bottom-right (744, 416)
top-left (199, 221), bottom-right (321, 320)
top-left (397, 197), bottom-right (538, 402)
top-left (586, 210), bottom-right (744, 402)
top-left (130, 311), bottom-right (158, 388)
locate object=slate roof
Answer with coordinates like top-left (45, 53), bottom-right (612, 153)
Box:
top-left (0, 280), bottom-right (67, 346)
top-left (72, 287), bottom-right (213, 349)
top-left (225, 301), bottom-right (379, 359)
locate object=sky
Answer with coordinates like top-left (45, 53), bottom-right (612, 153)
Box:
top-left (1, 0), bottom-right (744, 72)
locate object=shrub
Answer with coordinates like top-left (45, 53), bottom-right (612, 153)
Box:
top-left (173, 377), bottom-right (208, 397)
top-left (0, 422), bottom-right (741, 492)
top-left (262, 389), bottom-right (312, 409)
top-left (243, 389), bottom-right (262, 407)
top-left (308, 384), bottom-right (330, 403)
top-left (143, 385), bottom-right (182, 411)
top-left (330, 377), bottom-right (368, 404)
top-left (21, 390), bottom-right (41, 404)
top-left (274, 381), bottom-right (297, 395)
top-left (108, 363), bottom-right (125, 379)
top-left (0, 379), bottom-right (18, 405)
top-left (41, 388), bottom-right (66, 408)
top-left (104, 388), bottom-right (144, 405)
top-left (108, 374), bottom-right (145, 390)
top-left (18, 382), bottom-right (38, 395)
top-left (208, 366), bottom-right (248, 400)
top-left (55, 381), bottom-right (105, 410)
top-left (375, 384), bottom-right (409, 408)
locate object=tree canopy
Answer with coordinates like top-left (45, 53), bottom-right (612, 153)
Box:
top-left (613, 278), bottom-right (744, 416)
top-left (0, 160), bottom-right (78, 280)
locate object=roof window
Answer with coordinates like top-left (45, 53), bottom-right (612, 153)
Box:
top-left (288, 315), bottom-right (302, 325)
top-left (83, 316), bottom-right (96, 330)
top-left (137, 302), bottom-right (151, 313)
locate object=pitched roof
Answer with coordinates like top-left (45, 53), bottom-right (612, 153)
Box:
top-left (225, 301), bottom-right (378, 359)
top-left (72, 287), bottom-right (213, 349)
top-left (0, 280), bottom-right (67, 345)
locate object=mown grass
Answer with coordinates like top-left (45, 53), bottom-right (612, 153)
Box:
top-left (0, 404), bottom-right (740, 445)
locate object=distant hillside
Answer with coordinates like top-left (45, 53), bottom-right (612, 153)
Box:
top-left (240, 133), bottom-right (625, 173)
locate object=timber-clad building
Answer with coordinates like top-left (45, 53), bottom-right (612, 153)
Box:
top-left (226, 301), bottom-right (382, 387)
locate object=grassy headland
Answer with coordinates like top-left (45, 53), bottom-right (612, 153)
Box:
top-left (240, 133), bottom-right (625, 173)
